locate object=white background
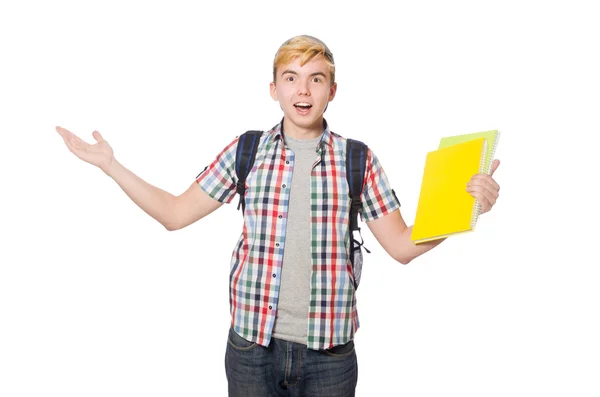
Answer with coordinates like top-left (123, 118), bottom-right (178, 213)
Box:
top-left (1, 0), bottom-right (599, 396)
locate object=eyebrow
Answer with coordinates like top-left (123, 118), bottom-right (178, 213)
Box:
top-left (281, 70), bottom-right (327, 79)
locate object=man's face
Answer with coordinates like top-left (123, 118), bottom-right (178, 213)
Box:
top-left (270, 56), bottom-right (337, 133)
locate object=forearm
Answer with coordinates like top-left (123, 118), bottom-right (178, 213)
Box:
top-left (395, 225), bottom-right (445, 264)
top-left (103, 158), bottom-right (177, 229)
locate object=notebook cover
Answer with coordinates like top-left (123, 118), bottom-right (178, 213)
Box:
top-left (411, 137), bottom-right (487, 244)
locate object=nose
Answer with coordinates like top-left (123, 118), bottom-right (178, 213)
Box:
top-left (297, 79), bottom-right (310, 96)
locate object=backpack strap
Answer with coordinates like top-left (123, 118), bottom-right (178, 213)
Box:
top-left (347, 139), bottom-right (367, 232)
top-left (346, 139), bottom-right (371, 266)
top-left (235, 130), bottom-right (263, 213)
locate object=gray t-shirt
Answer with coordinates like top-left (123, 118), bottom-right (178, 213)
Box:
top-left (271, 133), bottom-right (321, 345)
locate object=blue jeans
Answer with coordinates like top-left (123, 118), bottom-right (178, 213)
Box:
top-left (225, 327), bottom-right (358, 397)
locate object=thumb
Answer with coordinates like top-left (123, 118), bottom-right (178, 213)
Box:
top-left (92, 130), bottom-right (104, 143)
top-left (490, 159), bottom-right (500, 176)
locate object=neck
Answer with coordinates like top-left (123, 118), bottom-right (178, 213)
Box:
top-left (282, 117), bottom-right (324, 140)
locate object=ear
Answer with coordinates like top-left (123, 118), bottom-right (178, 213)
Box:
top-left (328, 82), bottom-right (338, 101)
top-left (269, 81), bottom-right (278, 101)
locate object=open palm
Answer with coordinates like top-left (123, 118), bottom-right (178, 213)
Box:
top-left (56, 126), bottom-right (114, 172)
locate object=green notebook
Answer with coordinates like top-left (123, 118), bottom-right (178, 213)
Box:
top-left (438, 130), bottom-right (500, 175)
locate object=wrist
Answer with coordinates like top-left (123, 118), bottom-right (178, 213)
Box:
top-left (102, 156), bottom-right (119, 177)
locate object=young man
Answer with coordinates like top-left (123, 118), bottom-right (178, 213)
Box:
top-left (56, 35), bottom-right (500, 397)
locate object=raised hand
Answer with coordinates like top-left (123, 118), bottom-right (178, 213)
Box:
top-left (467, 159), bottom-right (501, 214)
top-left (56, 126), bottom-right (115, 173)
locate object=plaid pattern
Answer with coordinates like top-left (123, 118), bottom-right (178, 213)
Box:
top-left (195, 120), bottom-right (400, 350)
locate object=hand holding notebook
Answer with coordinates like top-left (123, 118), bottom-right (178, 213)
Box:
top-left (411, 130), bottom-right (500, 244)
top-left (466, 158), bottom-right (500, 215)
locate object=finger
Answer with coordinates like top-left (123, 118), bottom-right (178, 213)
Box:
top-left (470, 182), bottom-right (499, 202)
top-left (59, 131), bottom-right (76, 150)
top-left (469, 174), bottom-right (500, 193)
top-left (68, 131), bottom-right (91, 147)
top-left (56, 126), bottom-right (72, 138)
top-left (490, 159), bottom-right (500, 176)
top-left (467, 175), bottom-right (497, 193)
top-left (62, 131), bottom-right (87, 151)
top-left (57, 126), bottom-right (85, 146)
top-left (470, 176), bottom-right (500, 195)
top-left (479, 198), bottom-right (491, 214)
top-left (92, 130), bottom-right (104, 143)
top-left (467, 184), bottom-right (497, 208)
top-left (69, 138), bottom-right (86, 151)
top-left (60, 135), bottom-right (73, 151)
top-left (62, 136), bottom-right (81, 155)
top-left (467, 190), bottom-right (492, 214)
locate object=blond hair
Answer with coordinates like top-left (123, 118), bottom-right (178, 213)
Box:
top-left (273, 35), bottom-right (335, 85)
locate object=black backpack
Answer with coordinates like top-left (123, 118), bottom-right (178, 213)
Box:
top-left (235, 130), bottom-right (370, 289)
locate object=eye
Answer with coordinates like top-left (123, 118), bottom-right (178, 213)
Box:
top-left (312, 77), bottom-right (322, 83)
top-left (286, 75), bottom-right (295, 82)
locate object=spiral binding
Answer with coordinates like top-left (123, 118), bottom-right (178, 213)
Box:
top-left (471, 139), bottom-right (488, 229)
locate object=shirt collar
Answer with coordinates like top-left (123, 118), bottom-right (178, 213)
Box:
top-left (272, 117), bottom-right (334, 152)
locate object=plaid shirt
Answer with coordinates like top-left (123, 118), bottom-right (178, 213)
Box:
top-left (195, 120), bottom-right (400, 350)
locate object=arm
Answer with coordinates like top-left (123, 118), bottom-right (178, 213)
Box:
top-left (104, 160), bottom-right (223, 231)
top-left (57, 126), bottom-right (223, 231)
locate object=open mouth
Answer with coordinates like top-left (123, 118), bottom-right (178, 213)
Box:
top-left (294, 102), bottom-right (312, 109)
top-left (294, 102), bottom-right (312, 114)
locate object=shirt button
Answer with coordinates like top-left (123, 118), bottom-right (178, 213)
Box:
top-left (278, 215), bottom-right (283, 219)
top-left (282, 184), bottom-right (286, 188)
top-left (286, 161), bottom-right (290, 164)
top-left (276, 243), bottom-right (280, 247)
top-left (272, 273), bottom-right (276, 277)
top-left (269, 305), bottom-right (273, 309)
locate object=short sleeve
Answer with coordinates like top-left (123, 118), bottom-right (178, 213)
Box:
top-left (194, 136), bottom-right (239, 204)
top-left (360, 148), bottom-right (401, 222)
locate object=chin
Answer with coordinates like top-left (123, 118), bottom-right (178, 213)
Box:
top-left (289, 113), bottom-right (323, 127)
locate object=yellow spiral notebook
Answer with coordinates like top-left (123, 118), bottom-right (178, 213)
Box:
top-left (411, 137), bottom-right (487, 244)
